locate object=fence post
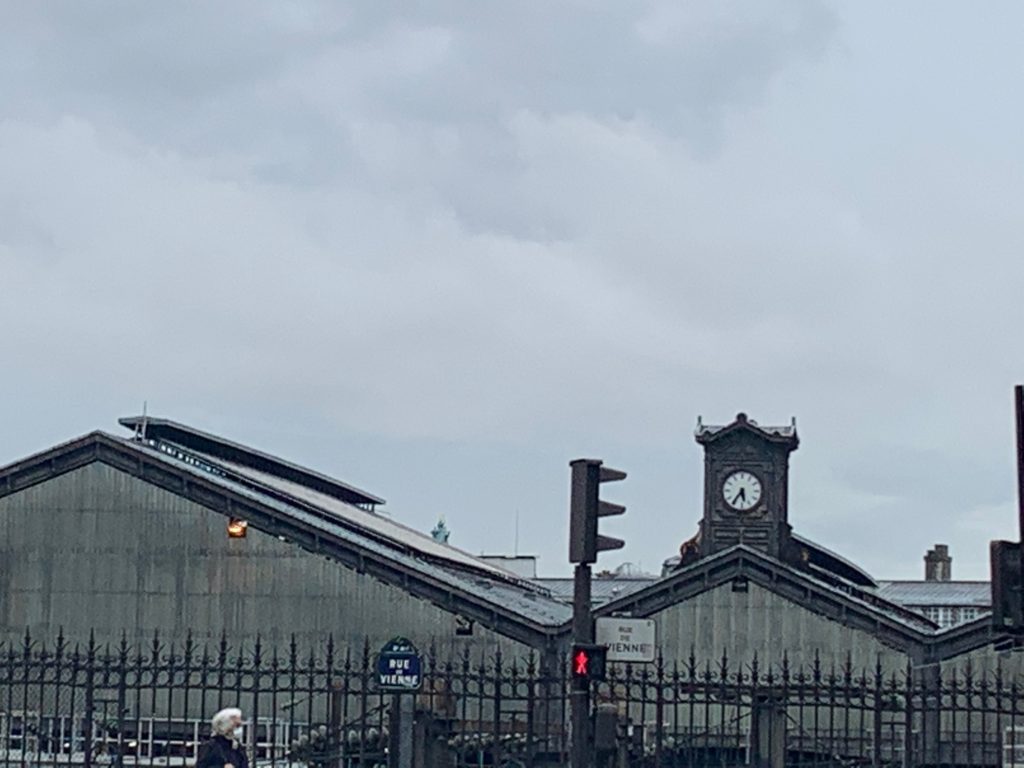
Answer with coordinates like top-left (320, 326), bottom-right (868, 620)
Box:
top-left (116, 638), bottom-right (128, 768)
top-left (919, 663), bottom-right (941, 765)
top-left (871, 659), bottom-right (883, 767)
top-left (535, 645), bottom-right (562, 760)
top-left (389, 693), bottom-right (413, 768)
top-left (525, 656), bottom-right (537, 768)
top-left (654, 658), bottom-right (664, 768)
top-left (251, 636), bottom-right (263, 766)
top-left (330, 681), bottom-right (343, 768)
top-left (751, 696), bottom-right (786, 768)
top-left (83, 636), bottom-right (96, 768)
top-left (902, 661), bottom-right (914, 768)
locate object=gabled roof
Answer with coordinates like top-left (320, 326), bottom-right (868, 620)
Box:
top-left (695, 412), bottom-right (799, 449)
top-left (118, 416), bottom-right (385, 508)
top-left (593, 545), bottom-right (942, 655)
top-left (663, 532), bottom-right (878, 588)
top-left (591, 545), bottom-right (1001, 662)
top-left (0, 430), bottom-right (570, 648)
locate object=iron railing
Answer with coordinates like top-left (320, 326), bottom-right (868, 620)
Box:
top-left (3, 631), bottom-right (1024, 767)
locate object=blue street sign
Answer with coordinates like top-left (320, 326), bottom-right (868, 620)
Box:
top-left (377, 637), bottom-right (422, 692)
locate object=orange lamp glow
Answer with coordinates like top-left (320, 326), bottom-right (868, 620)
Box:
top-left (227, 518), bottom-right (248, 538)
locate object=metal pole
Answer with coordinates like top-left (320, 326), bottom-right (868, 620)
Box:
top-left (1015, 385), bottom-right (1024, 543)
top-left (330, 683), bottom-right (343, 768)
top-left (571, 563), bottom-right (593, 768)
top-left (1012, 385), bottom-right (1024, 641)
top-left (389, 694), bottom-right (400, 768)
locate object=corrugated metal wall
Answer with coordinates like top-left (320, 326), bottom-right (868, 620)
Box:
top-left (652, 581), bottom-right (910, 672)
top-left (0, 462), bottom-right (532, 659)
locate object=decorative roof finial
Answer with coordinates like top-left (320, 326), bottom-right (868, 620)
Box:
top-left (430, 517), bottom-right (450, 544)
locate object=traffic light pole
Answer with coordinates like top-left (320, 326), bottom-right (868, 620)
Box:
top-left (571, 562), bottom-right (593, 768)
top-left (1016, 385), bottom-right (1024, 543)
top-left (1012, 385), bottom-right (1024, 637)
top-left (568, 458), bottom-right (625, 768)
top-left (991, 388), bottom-right (1024, 633)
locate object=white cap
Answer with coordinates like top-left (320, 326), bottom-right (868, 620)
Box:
top-left (211, 707), bottom-right (243, 736)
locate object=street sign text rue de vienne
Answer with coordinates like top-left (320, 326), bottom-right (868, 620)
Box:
top-left (376, 637), bottom-right (423, 692)
top-left (595, 618), bottom-right (656, 663)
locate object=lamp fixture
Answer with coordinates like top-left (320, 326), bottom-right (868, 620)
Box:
top-left (227, 518), bottom-right (248, 538)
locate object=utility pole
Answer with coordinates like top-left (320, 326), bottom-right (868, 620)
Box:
top-left (1016, 384), bottom-right (1024, 543)
top-left (991, 386), bottom-right (1024, 632)
top-left (570, 557), bottom-right (593, 768)
top-left (568, 458), bottom-right (626, 768)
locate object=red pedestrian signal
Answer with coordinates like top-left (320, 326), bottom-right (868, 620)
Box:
top-left (570, 644), bottom-right (607, 681)
top-left (574, 649), bottom-right (589, 676)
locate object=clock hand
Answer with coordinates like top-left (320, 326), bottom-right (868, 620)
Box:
top-left (732, 488), bottom-right (746, 505)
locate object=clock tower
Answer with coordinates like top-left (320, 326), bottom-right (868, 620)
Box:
top-left (696, 412), bottom-right (799, 559)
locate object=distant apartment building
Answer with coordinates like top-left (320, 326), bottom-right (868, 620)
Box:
top-left (876, 544), bottom-right (991, 629)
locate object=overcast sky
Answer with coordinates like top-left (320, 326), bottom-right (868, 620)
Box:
top-left (4, 2), bottom-right (1024, 581)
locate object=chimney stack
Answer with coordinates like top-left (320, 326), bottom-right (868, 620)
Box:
top-left (924, 544), bottom-right (952, 582)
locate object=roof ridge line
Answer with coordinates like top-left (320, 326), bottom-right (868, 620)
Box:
top-left (118, 415), bottom-right (385, 507)
top-left (589, 545), bottom-right (938, 640)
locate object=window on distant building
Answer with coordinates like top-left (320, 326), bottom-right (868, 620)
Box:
top-left (915, 605), bottom-right (986, 629)
top-left (919, 606), bottom-right (956, 628)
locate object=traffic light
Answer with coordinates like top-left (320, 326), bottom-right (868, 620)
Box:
top-left (569, 459), bottom-right (627, 564)
top-left (570, 643), bottom-right (607, 681)
top-left (992, 540), bottom-right (1024, 631)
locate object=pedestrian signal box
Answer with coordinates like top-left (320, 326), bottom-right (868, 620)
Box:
top-left (570, 644), bottom-right (608, 681)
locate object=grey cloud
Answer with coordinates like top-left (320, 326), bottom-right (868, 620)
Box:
top-left (834, 444), bottom-right (1011, 511)
top-left (1, 2), bottom-right (837, 178)
top-left (4, 2), bottom-right (1024, 579)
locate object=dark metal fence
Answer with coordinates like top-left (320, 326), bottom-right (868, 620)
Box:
top-left (593, 653), bottom-right (1024, 768)
top-left (3, 631), bottom-right (1024, 767)
top-left (1, 631), bottom-right (564, 768)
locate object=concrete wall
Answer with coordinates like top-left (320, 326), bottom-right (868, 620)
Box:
top-left (0, 462), bottom-right (532, 660)
top-left (650, 581), bottom-right (911, 673)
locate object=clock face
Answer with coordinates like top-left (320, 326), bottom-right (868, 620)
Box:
top-left (722, 471), bottom-right (762, 511)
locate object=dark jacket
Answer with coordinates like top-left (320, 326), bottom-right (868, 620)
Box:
top-left (196, 734), bottom-right (249, 768)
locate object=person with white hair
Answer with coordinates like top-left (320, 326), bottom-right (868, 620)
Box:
top-left (196, 707), bottom-right (249, 768)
